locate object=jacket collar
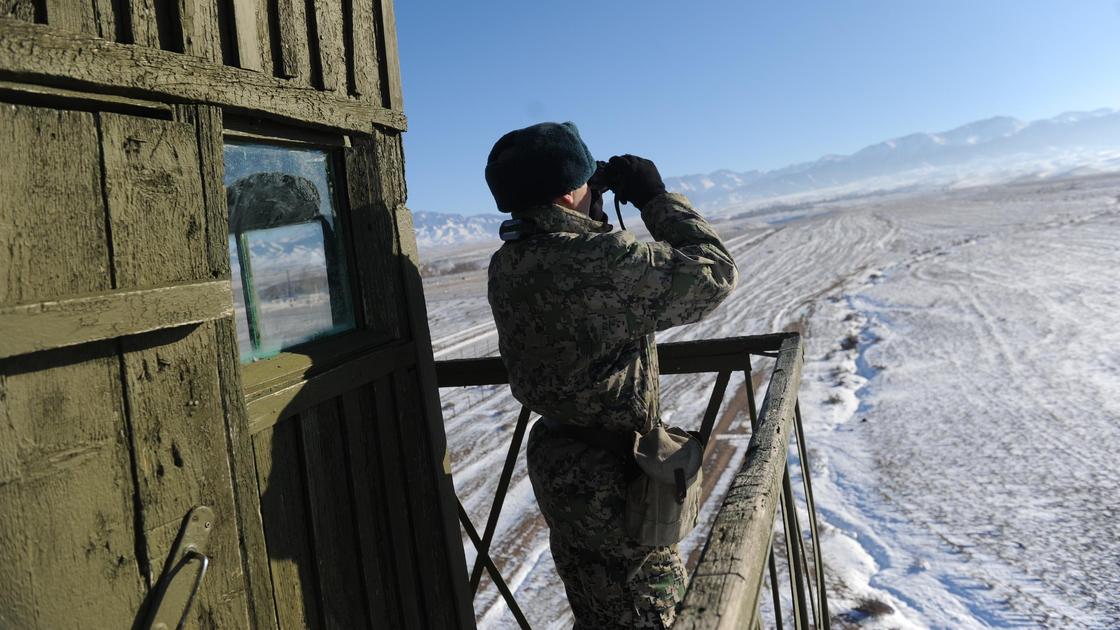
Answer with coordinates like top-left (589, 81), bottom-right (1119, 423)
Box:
top-left (510, 203), bottom-right (612, 236)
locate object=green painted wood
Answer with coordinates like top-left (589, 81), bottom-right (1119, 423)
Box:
top-left (348, 0), bottom-right (378, 98)
top-left (128, 0), bottom-right (158, 47)
top-left (0, 280), bottom-right (233, 359)
top-left (0, 104), bottom-right (143, 628)
top-left (299, 399), bottom-right (369, 628)
top-left (245, 341), bottom-right (416, 435)
top-left (275, 0), bottom-right (310, 82)
top-left (0, 0), bottom-right (38, 22)
top-left (0, 18), bottom-right (408, 133)
top-left (310, 0), bottom-right (345, 92)
top-left (343, 135), bottom-right (405, 339)
top-left (371, 375), bottom-right (425, 630)
top-left (101, 111), bottom-right (251, 628)
top-left (178, 0), bottom-right (221, 62)
top-left (178, 102), bottom-right (280, 630)
top-left (340, 387), bottom-right (403, 628)
top-left (44, 0), bottom-right (97, 34)
top-left (253, 419), bottom-right (324, 629)
top-left (232, 0), bottom-right (263, 70)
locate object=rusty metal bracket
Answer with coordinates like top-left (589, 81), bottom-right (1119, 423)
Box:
top-left (143, 506), bottom-right (215, 630)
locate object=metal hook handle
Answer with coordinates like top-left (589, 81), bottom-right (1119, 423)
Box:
top-left (175, 549), bottom-right (210, 630)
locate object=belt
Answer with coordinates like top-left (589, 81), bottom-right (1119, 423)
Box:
top-left (539, 416), bottom-right (634, 462)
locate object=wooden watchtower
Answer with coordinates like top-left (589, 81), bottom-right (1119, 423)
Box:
top-left (0, 2), bottom-right (473, 628)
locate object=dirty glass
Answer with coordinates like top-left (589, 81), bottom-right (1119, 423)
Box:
top-left (224, 141), bottom-right (355, 363)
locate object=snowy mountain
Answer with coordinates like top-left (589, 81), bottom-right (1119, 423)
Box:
top-left (666, 108), bottom-right (1120, 211)
top-left (414, 109), bottom-right (1120, 245)
top-left (412, 210), bottom-right (504, 247)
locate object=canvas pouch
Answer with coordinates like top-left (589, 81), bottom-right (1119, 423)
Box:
top-left (624, 425), bottom-right (705, 546)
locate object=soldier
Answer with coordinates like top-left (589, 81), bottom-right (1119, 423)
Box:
top-left (485, 122), bottom-right (738, 628)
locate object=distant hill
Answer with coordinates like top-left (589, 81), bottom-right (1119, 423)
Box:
top-left (665, 108), bottom-right (1120, 212)
top-left (411, 108), bottom-right (1120, 244)
top-left (412, 211), bottom-right (504, 248)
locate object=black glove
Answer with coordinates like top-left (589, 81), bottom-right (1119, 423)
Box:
top-left (605, 154), bottom-right (667, 209)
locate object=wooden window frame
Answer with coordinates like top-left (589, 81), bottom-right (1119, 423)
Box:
top-left (223, 120), bottom-right (398, 420)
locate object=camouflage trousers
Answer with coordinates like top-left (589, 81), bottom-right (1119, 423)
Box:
top-left (526, 420), bottom-right (687, 629)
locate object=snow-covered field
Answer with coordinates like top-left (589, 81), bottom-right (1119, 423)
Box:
top-left (421, 171), bottom-right (1120, 629)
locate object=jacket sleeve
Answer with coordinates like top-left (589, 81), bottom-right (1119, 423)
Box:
top-left (606, 192), bottom-right (738, 336)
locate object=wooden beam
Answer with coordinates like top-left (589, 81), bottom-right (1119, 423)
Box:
top-left (0, 18), bottom-right (407, 133)
top-left (231, 0), bottom-right (262, 70)
top-left (128, 0), bottom-right (158, 47)
top-left (311, 0), bottom-right (345, 92)
top-left (43, 0), bottom-right (97, 35)
top-left (275, 0), bottom-right (310, 81)
top-left (375, 0), bottom-right (401, 109)
top-left (178, 0), bottom-right (221, 62)
top-left (348, 0), bottom-right (377, 97)
top-left (245, 341), bottom-right (416, 434)
top-left (0, 79), bottom-right (172, 116)
top-left (674, 334), bottom-right (804, 630)
top-left (0, 280), bottom-right (233, 359)
top-left (434, 333), bottom-right (794, 387)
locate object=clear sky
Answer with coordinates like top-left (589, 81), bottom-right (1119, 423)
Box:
top-left (395, 1), bottom-right (1120, 215)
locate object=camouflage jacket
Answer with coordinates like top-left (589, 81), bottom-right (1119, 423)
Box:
top-left (487, 192), bottom-right (738, 434)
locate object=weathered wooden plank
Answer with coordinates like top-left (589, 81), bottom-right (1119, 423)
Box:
top-left (0, 18), bottom-right (408, 133)
top-left (240, 329), bottom-right (392, 400)
top-left (177, 0), bottom-right (220, 62)
top-left (392, 369), bottom-right (457, 629)
top-left (211, 318), bottom-right (281, 630)
top-left (118, 324), bottom-right (251, 629)
top-left (0, 0), bottom-right (38, 22)
top-left (91, 0), bottom-right (118, 40)
top-left (0, 280), bottom-right (232, 359)
top-left (43, 0), bottom-right (97, 34)
top-left (299, 400), bottom-right (369, 628)
top-left (178, 102), bottom-right (280, 630)
top-left (253, 418), bottom-right (324, 630)
top-left (371, 375), bottom-right (426, 629)
top-left (311, 0), bottom-right (345, 92)
top-left (174, 104), bottom-right (229, 278)
top-left (374, 0), bottom-right (401, 109)
top-left (99, 113), bottom-right (209, 288)
top-left (128, 0), bottom-right (158, 47)
top-left (0, 104), bottom-right (143, 627)
top-left (436, 334), bottom-right (791, 386)
top-left (340, 387), bottom-right (402, 627)
top-left (0, 106), bottom-right (110, 306)
top-left (232, 0), bottom-right (262, 70)
top-left (275, 0), bottom-right (310, 81)
top-left (675, 334), bottom-right (804, 630)
top-left (254, 0), bottom-right (274, 75)
top-left (245, 341), bottom-right (416, 435)
top-left (102, 112), bottom-right (251, 627)
top-left (391, 130), bottom-right (475, 626)
top-left (348, 0), bottom-right (377, 97)
top-left (0, 344), bottom-right (147, 628)
top-left (343, 135), bottom-right (404, 338)
top-left (0, 79), bottom-right (172, 116)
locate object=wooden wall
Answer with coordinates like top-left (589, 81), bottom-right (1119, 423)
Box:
top-left (0, 2), bottom-right (473, 627)
top-left (0, 0), bottom-right (404, 133)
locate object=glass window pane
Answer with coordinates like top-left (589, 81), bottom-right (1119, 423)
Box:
top-left (224, 141), bottom-right (355, 363)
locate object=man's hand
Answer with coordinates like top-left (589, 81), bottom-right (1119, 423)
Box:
top-left (606, 154), bottom-right (667, 210)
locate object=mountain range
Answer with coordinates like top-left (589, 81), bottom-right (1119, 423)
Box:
top-left (413, 108), bottom-right (1120, 246)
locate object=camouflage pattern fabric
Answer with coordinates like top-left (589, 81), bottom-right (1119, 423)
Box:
top-left (488, 191), bottom-right (737, 626)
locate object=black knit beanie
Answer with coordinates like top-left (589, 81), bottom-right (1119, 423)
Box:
top-left (485, 122), bottom-right (595, 213)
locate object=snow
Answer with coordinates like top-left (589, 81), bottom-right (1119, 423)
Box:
top-left (421, 170), bottom-right (1120, 628)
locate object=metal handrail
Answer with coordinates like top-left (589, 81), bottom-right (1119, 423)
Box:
top-left (436, 333), bottom-right (829, 629)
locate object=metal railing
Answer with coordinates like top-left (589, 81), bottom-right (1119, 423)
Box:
top-left (436, 333), bottom-right (829, 629)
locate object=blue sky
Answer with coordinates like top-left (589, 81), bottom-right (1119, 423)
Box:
top-left (395, 1), bottom-right (1120, 215)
